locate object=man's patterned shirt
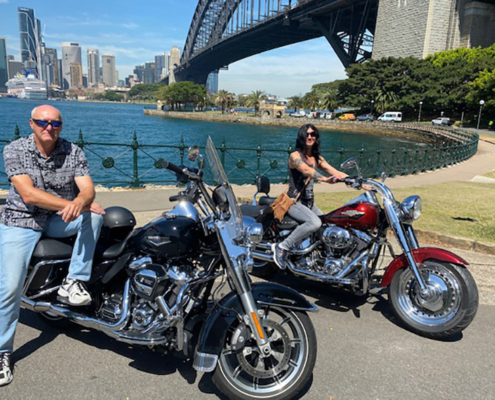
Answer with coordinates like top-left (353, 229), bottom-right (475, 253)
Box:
top-left (1, 134), bottom-right (90, 230)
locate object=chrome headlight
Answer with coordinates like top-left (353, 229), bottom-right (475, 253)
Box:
top-left (400, 195), bottom-right (422, 223)
top-left (242, 217), bottom-right (263, 246)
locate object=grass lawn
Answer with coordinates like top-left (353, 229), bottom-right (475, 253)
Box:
top-left (315, 182), bottom-right (495, 246)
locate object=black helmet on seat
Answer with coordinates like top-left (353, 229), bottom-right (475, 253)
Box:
top-left (101, 206), bottom-right (136, 242)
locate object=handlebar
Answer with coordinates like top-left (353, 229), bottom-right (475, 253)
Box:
top-left (161, 160), bottom-right (184, 175)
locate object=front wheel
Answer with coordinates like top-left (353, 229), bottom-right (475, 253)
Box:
top-left (389, 260), bottom-right (478, 339)
top-left (212, 306), bottom-right (317, 400)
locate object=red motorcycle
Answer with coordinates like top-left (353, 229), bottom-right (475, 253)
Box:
top-left (242, 157), bottom-right (479, 339)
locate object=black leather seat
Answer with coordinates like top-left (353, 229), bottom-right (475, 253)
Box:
top-left (276, 216), bottom-right (299, 230)
top-left (33, 239), bottom-right (73, 259)
top-left (259, 196), bottom-right (276, 206)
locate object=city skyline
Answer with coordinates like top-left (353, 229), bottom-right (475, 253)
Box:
top-left (0, 0), bottom-right (347, 97)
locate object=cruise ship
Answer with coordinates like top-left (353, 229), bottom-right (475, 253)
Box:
top-left (6, 73), bottom-right (47, 100)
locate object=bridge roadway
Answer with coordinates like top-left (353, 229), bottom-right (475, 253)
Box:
top-left (175, 0), bottom-right (377, 83)
top-left (1, 137), bottom-right (495, 399)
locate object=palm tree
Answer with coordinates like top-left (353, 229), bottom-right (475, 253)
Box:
top-left (245, 90), bottom-right (267, 115)
top-left (320, 90), bottom-right (339, 113)
top-left (303, 91), bottom-right (320, 112)
top-left (215, 90), bottom-right (233, 113)
top-left (288, 95), bottom-right (303, 113)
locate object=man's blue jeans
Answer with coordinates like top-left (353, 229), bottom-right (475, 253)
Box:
top-left (0, 212), bottom-right (104, 353)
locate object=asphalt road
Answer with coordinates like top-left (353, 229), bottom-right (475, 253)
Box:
top-left (3, 272), bottom-right (494, 400)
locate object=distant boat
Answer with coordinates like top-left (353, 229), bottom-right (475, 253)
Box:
top-left (6, 73), bottom-right (47, 100)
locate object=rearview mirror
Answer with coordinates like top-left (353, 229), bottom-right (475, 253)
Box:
top-left (340, 157), bottom-right (357, 170)
top-left (188, 146), bottom-right (200, 162)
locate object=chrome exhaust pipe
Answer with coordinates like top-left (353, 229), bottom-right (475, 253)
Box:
top-left (21, 280), bottom-right (132, 332)
top-left (252, 251), bottom-right (274, 262)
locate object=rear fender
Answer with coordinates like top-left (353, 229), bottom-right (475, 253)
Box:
top-left (380, 247), bottom-right (469, 287)
top-left (192, 282), bottom-right (316, 372)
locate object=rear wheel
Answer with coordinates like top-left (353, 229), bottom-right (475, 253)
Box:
top-left (212, 306), bottom-right (317, 400)
top-left (389, 260), bottom-right (478, 339)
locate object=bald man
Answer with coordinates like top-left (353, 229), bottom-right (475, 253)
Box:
top-left (0, 105), bottom-right (105, 386)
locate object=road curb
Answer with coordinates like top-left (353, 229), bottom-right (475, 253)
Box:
top-left (414, 229), bottom-right (495, 256)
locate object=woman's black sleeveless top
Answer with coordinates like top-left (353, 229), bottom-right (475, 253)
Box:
top-left (287, 152), bottom-right (317, 207)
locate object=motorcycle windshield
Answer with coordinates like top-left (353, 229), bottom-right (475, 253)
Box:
top-left (205, 137), bottom-right (243, 238)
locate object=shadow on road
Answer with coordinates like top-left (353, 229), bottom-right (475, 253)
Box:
top-left (17, 309), bottom-right (227, 398)
top-left (263, 272), bottom-right (463, 342)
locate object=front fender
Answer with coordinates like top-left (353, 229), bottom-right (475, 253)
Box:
top-left (192, 282), bottom-right (316, 372)
top-left (380, 247), bottom-right (469, 287)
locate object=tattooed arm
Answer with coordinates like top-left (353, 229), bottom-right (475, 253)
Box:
top-left (318, 155), bottom-right (348, 180)
top-left (289, 152), bottom-right (327, 181)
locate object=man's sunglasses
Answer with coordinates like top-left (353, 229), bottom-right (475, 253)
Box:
top-left (32, 119), bottom-right (62, 128)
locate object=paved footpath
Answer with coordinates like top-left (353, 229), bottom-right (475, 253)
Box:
top-left (1, 132), bottom-right (495, 400)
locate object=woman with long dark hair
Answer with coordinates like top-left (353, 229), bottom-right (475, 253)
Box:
top-left (273, 124), bottom-right (348, 268)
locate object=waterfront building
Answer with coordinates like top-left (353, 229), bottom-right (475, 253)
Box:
top-left (18, 7), bottom-right (42, 76)
top-left (87, 49), bottom-right (100, 86)
top-left (43, 48), bottom-right (60, 87)
top-left (133, 65), bottom-right (144, 82)
top-left (0, 38), bottom-right (8, 93)
top-left (61, 42), bottom-right (82, 89)
top-left (82, 74), bottom-right (88, 88)
top-left (168, 46), bottom-right (180, 84)
top-left (102, 54), bottom-right (116, 87)
top-left (70, 63), bottom-right (83, 88)
top-left (144, 62), bottom-right (155, 84)
top-left (206, 71), bottom-right (219, 94)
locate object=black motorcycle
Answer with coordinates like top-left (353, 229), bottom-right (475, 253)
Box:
top-left (20, 137), bottom-right (317, 400)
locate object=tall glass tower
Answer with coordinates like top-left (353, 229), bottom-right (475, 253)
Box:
top-left (18, 7), bottom-right (41, 75)
top-left (0, 38), bottom-right (8, 93)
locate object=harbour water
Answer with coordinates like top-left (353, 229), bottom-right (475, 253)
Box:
top-left (0, 98), bottom-right (423, 186)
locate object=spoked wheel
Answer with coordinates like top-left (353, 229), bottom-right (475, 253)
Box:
top-left (212, 306), bottom-right (317, 400)
top-left (389, 260), bottom-right (478, 339)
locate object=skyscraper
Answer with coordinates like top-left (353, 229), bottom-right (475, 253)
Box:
top-left (0, 38), bottom-right (8, 93)
top-left (102, 54), bottom-right (116, 87)
top-left (87, 49), bottom-right (100, 86)
top-left (61, 42), bottom-right (82, 89)
top-left (18, 7), bottom-right (42, 76)
top-left (44, 48), bottom-right (59, 87)
top-left (70, 63), bottom-right (83, 88)
top-left (8, 60), bottom-right (23, 79)
top-left (206, 71), bottom-right (219, 94)
top-left (133, 65), bottom-right (144, 82)
top-left (144, 62), bottom-right (155, 84)
top-left (155, 54), bottom-right (165, 82)
top-left (168, 46), bottom-right (180, 84)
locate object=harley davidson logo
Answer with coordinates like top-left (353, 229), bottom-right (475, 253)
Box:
top-left (342, 210), bottom-right (365, 217)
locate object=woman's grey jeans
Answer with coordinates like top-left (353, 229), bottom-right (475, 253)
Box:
top-left (280, 201), bottom-right (323, 249)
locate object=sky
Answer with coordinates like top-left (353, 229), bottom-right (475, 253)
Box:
top-left (0, 0), bottom-right (347, 97)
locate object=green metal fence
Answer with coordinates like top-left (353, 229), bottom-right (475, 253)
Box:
top-left (0, 124), bottom-right (479, 188)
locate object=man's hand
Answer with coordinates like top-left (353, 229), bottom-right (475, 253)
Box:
top-left (87, 202), bottom-right (106, 215)
top-left (57, 198), bottom-right (85, 223)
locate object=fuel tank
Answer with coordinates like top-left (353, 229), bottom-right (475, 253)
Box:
top-left (323, 202), bottom-right (379, 230)
top-left (129, 215), bottom-right (203, 259)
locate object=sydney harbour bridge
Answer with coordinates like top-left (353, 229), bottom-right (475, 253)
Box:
top-left (171, 0), bottom-right (495, 85)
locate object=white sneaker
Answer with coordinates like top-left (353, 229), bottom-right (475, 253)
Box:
top-left (0, 353), bottom-right (13, 387)
top-left (57, 278), bottom-right (91, 306)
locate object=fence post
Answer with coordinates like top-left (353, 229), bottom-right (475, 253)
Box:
top-left (13, 125), bottom-right (20, 140)
top-left (179, 136), bottom-right (186, 166)
top-left (390, 148), bottom-right (396, 177)
top-left (286, 144), bottom-right (293, 183)
top-left (402, 147), bottom-right (409, 175)
top-left (220, 140), bottom-right (226, 167)
top-left (374, 147), bottom-right (381, 178)
top-left (131, 131), bottom-right (140, 188)
top-left (256, 144), bottom-right (262, 180)
top-left (75, 130), bottom-right (85, 149)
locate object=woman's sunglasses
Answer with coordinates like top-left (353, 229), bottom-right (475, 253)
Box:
top-left (32, 119), bottom-right (62, 128)
top-left (307, 131), bottom-right (318, 137)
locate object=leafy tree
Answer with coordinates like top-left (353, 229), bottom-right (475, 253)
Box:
top-left (156, 81), bottom-right (207, 110)
top-left (128, 83), bottom-right (164, 100)
top-left (245, 90), bottom-right (267, 115)
top-left (320, 90), bottom-right (339, 112)
top-left (104, 91), bottom-right (124, 102)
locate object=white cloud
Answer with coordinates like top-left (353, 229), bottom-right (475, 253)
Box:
top-left (0, 0), bottom-right (9, 3)
top-left (121, 23), bottom-right (139, 29)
